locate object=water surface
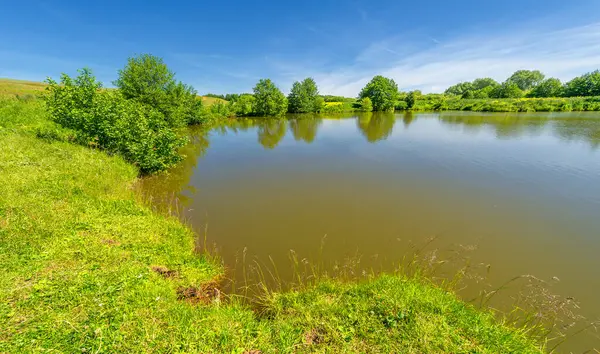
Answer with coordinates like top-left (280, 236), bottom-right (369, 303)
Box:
top-left (140, 112), bottom-right (600, 351)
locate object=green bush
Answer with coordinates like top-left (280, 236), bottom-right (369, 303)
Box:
top-left (45, 69), bottom-right (186, 174)
top-left (395, 100), bottom-right (408, 110)
top-left (358, 97), bottom-right (373, 112)
top-left (229, 94), bottom-right (256, 116)
top-left (321, 102), bottom-right (345, 113)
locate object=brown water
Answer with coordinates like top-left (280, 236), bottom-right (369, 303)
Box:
top-left (140, 112), bottom-right (600, 351)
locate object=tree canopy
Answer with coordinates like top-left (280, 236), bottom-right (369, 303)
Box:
top-left (445, 78), bottom-right (499, 99)
top-left (471, 78), bottom-right (500, 90)
top-left (564, 71), bottom-right (600, 97)
top-left (114, 54), bottom-right (198, 127)
top-left (358, 76), bottom-right (399, 111)
top-left (252, 79), bottom-right (288, 116)
top-left (444, 82), bottom-right (474, 96)
top-left (490, 82), bottom-right (524, 98)
top-left (528, 78), bottom-right (564, 98)
top-left (506, 70), bottom-right (545, 91)
top-left (287, 77), bottom-right (322, 113)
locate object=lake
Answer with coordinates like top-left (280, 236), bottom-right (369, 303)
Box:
top-left (139, 111), bottom-right (600, 351)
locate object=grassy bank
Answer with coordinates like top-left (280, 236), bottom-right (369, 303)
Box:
top-left (0, 98), bottom-right (544, 352)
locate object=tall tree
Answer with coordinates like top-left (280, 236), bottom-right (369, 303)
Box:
top-left (405, 90), bottom-right (421, 109)
top-left (287, 78), bottom-right (322, 113)
top-left (114, 54), bottom-right (198, 127)
top-left (358, 76), bottom-right (399, 111)
top-left (506, 70), bottom-right (545, 91)
top-left (252, 79), bottom-right (288, 116)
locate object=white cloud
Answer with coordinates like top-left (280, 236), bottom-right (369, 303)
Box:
top-left (306, 22), bottom-right (600, 96)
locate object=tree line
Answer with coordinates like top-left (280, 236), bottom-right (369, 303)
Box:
top-left (220, 69), bottom-right (600, 117)
top-left (444, 69), bottom-right (600, 99)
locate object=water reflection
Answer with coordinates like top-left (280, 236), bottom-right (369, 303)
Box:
top-left (258, 119), bottom-right (287, 149)
top-left (438, 112), bottom-right (600, 147)
top-left (136, 126), bottom-right (210, 209)
top-left (356, 112), bottom-right (396, 142)
top-left (289, 116), bottom-right (322, 143)
top-left (208, 112), bottom-right (600, 148)
top-left (402, 112), bottom-right (416, 128)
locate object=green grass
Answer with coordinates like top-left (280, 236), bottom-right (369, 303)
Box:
top-left (201, 96), bottom-right (229, 106)
top-left (265, 275), bottom-right (542, 353)
top-left (0, 78), bottom-right (47, 98)
top-left (0, 97), bottom-right (544, 352)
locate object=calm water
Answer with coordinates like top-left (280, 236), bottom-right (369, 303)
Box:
top-left (140, 112), bottom-right (600, 351)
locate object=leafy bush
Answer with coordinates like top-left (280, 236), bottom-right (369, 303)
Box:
top-left (395, 100), bottom-right (408, 110)
top-left (45, 69), bottom-right (186, 174)
top-left (358, 97), bottom-right (373, 112)
top-left (229, 94), bottom-right (256, 116)
top-left (321, 102), bottom-right (344, 113)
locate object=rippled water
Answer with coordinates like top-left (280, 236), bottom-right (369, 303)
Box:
top-left (140, 112), bottom-right (600, 351)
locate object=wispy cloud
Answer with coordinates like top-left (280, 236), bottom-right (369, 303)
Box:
top-left (298, 22), bottom-right (600, 96)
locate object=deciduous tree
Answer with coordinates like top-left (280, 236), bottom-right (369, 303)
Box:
top-left (252, 79), bottom-right (288, 116)
top-left (287, 78), bottom-right (322, 113)
top-left (358, 76), bottom-right (399, 111)
top-left (506, 70), bottom-right (545, 91)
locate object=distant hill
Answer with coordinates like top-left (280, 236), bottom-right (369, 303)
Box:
top-left (0, 78), bottom-right (47, 97)
top-left (200, 96), bottom-right (228, 105)
top-left (0, 78), bottom-right (227, 105)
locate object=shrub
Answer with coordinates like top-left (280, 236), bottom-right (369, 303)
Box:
top-left (395, 100), bottom-right (408, 110)
top-left (321, 102), bottom-right (344, 113)
top-left (358, 97), bottom-right (373, 112)
top-left (229, 94), bottom-right (256, 116)
top-left (45, 69), bottom-right (186, 174)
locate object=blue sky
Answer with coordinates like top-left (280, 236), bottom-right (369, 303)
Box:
top-left (2, 0), bottom-right (600, 95)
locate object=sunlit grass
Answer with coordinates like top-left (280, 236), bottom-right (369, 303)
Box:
top-left (0, 78), bottom-right (46, 98)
